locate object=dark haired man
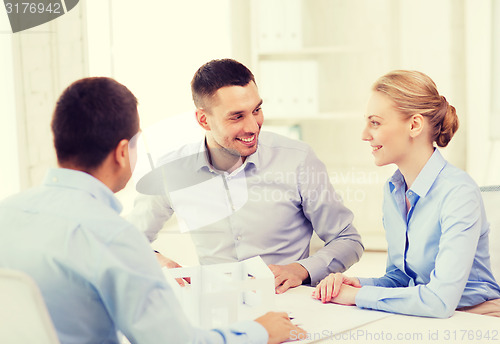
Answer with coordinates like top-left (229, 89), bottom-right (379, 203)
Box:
top-left (0, 77), bottom-right (302, 343)
top-left (130, 59), bottom-right (364, 293)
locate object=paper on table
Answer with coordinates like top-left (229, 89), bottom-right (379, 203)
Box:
top-left (274, 286), bottom-right (390, 343)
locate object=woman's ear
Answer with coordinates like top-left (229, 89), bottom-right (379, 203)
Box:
top-left (196, 109), bottom-right (211, 131)
top-left (409, 114), bottom-right (424, 138)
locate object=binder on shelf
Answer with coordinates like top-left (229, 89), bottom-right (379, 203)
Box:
top-left (283, 0), bottom-right (302, 50)
top-left (259, 60), bottom-right (318, 118)
top-left (256, 0), bottom-right (302, 52)
top-left (298, 60), bottom-right (318, 116)
top-left (259, 61), bottom-right (283, 118)
top-left (255, 0), bottom-right (274, 52)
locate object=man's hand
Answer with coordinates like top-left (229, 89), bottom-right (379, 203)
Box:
top-left (268, 263), bottom-right (309, 294)
top-left (312, 273), bottom-right (360, 305)
top-left (154, 252), bottom-right (190, 286)
top-left (255, 312), bottom-right (306, 344)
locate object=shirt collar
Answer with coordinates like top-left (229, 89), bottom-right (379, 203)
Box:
top-left (389, 169), bottom-right (406, 193)
top-left (197, 136), bottom-right (260, 173)
top-left (410, 149), bottom-right (447, 198)
top-left (389, 149), bottom-right (447, 198)
top-left (195, 138), bottom-right (210, 172)
top-left (245, 146), bottom-right (259, 170)
top-left (43, 168), bottom-right (123, 213)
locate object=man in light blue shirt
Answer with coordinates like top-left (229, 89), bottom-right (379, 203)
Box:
top-left (128, 59), bottom-right (363, 292)
top-left (0, 77), bottom-right (302, 343)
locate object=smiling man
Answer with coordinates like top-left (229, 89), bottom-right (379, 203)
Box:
top-left (195, 74), bottom-right (263, 173)
top-left (129, 59), bottom-right (364, 292)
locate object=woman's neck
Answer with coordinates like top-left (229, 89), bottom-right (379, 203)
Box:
top-left (398, 145), bottom-right (435, 189)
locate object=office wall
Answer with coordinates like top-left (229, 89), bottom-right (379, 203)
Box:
top-left (396, 0), bottom-right (466, 168)
top-left (465, 0), bottom-right (500, 186)
top-left (87, 0), bottom-right (233, 129)
top-left (1, 3), bottom-right (87, 196)
top-left (0, 12), bottom-right (20, 200)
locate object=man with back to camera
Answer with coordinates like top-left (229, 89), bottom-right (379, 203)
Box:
top-left (0, 77), bottom-right (303, 343)
top-left (129, 59), bottom-right (364, 293)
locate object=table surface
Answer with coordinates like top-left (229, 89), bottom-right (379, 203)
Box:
top-left (274, 286), bottom-right (500, 344)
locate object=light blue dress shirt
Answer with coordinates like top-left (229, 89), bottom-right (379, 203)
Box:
top-left (356, 149), bottom-right (500, 318)
top-left (128, 131), bottom-right (363, 285)
top-left (0, 168), bottom-right (267, 344)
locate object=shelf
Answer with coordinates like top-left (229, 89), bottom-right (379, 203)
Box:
top-left (257, 46), bottom-right (364, 57)
top-left (264, 112), bottom-right (361, 123)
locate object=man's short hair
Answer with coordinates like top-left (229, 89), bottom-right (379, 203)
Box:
top-left (191, 58), bottom-right (255, 109)
top-left (51, 77), bottom-right (139, 170)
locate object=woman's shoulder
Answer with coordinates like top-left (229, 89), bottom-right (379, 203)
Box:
top-left (440, 161), bottom-right (478, 187)
top-left (435, 162), bottom-right (481, 201)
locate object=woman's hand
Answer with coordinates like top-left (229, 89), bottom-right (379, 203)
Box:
top-left (312, 273), bottom-right (361, 304)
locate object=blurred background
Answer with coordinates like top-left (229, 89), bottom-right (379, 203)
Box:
top-left (1, 0), bottom-right (499, 254)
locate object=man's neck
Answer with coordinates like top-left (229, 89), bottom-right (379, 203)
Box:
top-left (204, 141), bottom-right (245, 174)
top-left (207, 150), bottom-right (245, 174)
top-left (58, 159), bottom-right (117, 192)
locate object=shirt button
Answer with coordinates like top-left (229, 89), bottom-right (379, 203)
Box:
top-left (408, 191), bottom-right (412, 195)
top-left (236, 235), bottom-right (242, 241)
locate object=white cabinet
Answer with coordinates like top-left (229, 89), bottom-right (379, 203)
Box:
top-left (251, 0), bottom-right (398, 122)
top-left (249, 0), bottom-right (399, 248)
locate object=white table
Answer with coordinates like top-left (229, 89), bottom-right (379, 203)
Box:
top-left (274, 286), bottom-right (500, 344)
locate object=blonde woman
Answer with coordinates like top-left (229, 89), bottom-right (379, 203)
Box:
top-left (313, 70), bottom-right (500, 318)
